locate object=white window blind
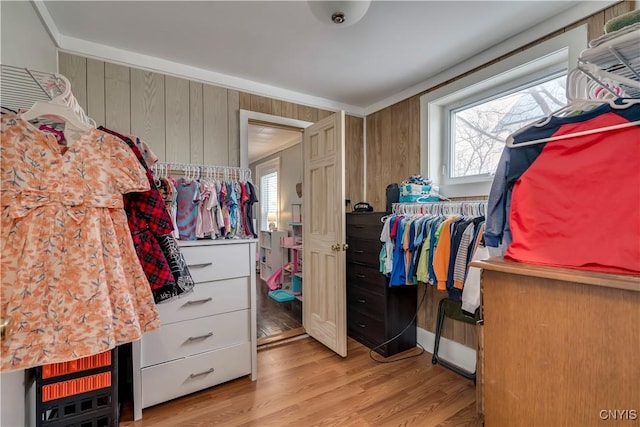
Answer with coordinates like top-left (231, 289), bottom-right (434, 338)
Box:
top-left (260, 171), bottom-right (278, 231)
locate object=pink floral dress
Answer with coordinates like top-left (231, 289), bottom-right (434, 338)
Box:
top-left (0, 114), bottom-right (160, 371)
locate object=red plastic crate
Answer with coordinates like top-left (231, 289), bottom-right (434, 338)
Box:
top-left (41, 372), bottom-right (112, 402)
top-left (41, 351), bottom-right (112, 379)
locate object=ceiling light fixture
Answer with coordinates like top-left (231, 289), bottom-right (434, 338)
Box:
top-left (308, 1), bottom-right (371, 27)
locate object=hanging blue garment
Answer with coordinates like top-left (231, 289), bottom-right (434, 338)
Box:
top-left (427, 217), bottom-right (444, 285)
top-left (389, 217), bottom-right (407, 286)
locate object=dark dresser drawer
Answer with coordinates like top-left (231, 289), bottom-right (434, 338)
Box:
top-left (346, 237), bottom-right (381, 266)
top-left (347, 309), bottom-right (385, 346)
top-left (346, 212), bottom-right (385, 241)
top-left (347, 284), bottom-right (385, 317)
top-left (346, 263), bottom-right (386, 295)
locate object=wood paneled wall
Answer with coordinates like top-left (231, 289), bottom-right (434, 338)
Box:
top-left (364, 1), bottom-right (635, 347)
top-left (345, 115), bottom-right (364, 205)
top-left (58, 53), bottom-right (364, 203)
top-left (60, 53), bottom-right (239, 166)
top-left (365, 94), bottom-right (420, 211)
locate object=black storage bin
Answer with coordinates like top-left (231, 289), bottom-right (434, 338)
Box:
top-left (34, 349), bottom-right (118, 427)
top-left (385, 183), bottom-right (399, 213)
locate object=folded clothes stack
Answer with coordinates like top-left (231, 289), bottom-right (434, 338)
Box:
top-left (399, 174), bottom-right (445, 203)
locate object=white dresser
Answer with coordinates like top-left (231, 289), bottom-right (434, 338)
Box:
top-left (132, 239), bottom-right (257, 420)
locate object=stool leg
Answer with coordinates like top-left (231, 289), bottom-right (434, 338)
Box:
top-left (431, 298), bottom-right (476, 381)
top-left (432, 298), bottom-right (446, 365)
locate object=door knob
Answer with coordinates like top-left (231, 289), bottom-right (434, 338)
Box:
top-left (331, 243), bottom-right (341, 251)
top-left (342, 243), bottom-right (349, 251)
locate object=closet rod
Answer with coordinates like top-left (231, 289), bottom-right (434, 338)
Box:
top-left (152, 162), bottom-right (252, 181)
top-left (392, 200), bottom-right (487, 216)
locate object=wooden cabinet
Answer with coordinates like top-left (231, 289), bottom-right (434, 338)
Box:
top-left (346, 212), bottom-right (417, 357)
top-left (132, 239), bottom-right (257, 420)
top-left (474, 258), bottom-right (640, 427)
top-left (259, 230), bottom-right (287, 282)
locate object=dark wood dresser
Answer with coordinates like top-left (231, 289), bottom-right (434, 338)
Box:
top-left (346, 212), bottom-right (417, 357)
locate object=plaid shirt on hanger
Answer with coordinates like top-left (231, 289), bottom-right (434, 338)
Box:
top-left (99, 126), bottom-right (179, 303)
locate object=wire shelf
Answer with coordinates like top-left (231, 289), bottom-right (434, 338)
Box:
top-left (579, 28), bottom-right (640, 98)
top-left (0, 64), bottom-right (68, 112)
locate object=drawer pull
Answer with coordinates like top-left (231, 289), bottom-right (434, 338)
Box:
top-left (188, 262), bottom-right (213, 269)
top-left (358, 299), bottom-right (366, 304)
top-left (189, 368), bottom-right (214, 379)
top-left (186, 332), bottom-right (214, 342)
top-left (356, 274), bottom-right (366, 278)
top-left (183, 297), bottom-right (213, 306)
top-left (354, 225), bottom-right (365, 229)
top-left (358, 323), bottom-right (366, 328)
top-left (353, 250), bottom-right (364, 254)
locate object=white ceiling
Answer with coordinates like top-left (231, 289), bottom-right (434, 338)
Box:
top-left (248, 124), bottom-right (301, 164)
top-left (40, 1), bottom-right (616, 115)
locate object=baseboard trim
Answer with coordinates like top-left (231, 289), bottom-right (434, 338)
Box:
top-left (417, 327), bottom-right (477, 373)
top-left (258, 330), bottom-right (308, 350)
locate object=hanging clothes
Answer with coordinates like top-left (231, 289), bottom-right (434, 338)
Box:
top-left (0, 114), bottom-right (160, 371)
top-left (196, 179), bottom-right (216, 239)
top-left (156, 233), bottom-right (195, 295)
top-left (245, 180), bottom-right (259, 238)
top-left (156, 176), bottom-right (175, 217)
top-left (151, 162), bottom-right (257, 241)
top-left (99, 127), bottom-right (181, 303)
top-left (176, 177), bottom-right (200, 240)
top-left (433, 217), bottom-right (457, 291)
top-left (505, 102), bottom-right (640, 274)
top-left (132, 136), bottom-right (158, 168)
top-left (381, 208), bottom-right (486, 303)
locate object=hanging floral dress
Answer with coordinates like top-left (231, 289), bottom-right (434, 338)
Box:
top-left (0, 114), bottom-right (160, 371)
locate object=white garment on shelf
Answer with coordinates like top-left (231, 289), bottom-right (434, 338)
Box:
top-left (461, 245), bottom-right (490, 314)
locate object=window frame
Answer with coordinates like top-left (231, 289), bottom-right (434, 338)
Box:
top-left (255, 157), bottom-right (280, 232)
top-left (446, 69), bottom-right (568, 182)
top-left (420, 25), bottom-right (587, 198)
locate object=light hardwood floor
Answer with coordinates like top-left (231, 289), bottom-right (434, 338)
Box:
top-left (120, 337), bottom-right (482, 426)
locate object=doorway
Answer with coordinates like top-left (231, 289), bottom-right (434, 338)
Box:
top-left (241, 111), bottom-right (312, 345)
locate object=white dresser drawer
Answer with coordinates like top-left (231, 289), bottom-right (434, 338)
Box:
top-left (141, 309), bottom-right (250, 368)
top-left (181, 243), bottom-right (250, 283)
top-left (157, 277), bottom-right (249, 325)
top-left (141, 342), bottom-right (251, 409)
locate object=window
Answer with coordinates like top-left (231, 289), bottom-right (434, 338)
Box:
top-left (256, 158), bottom-right (280, 231)
top-left (421, 25), bottom-right (587, 197)
top-left (449, 73), bottom-right (567, 179)
top-left (260, 172), bottom-right (278, 231)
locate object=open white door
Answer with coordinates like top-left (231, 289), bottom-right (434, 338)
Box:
top-left (302, 111), bottom-right (347, 357)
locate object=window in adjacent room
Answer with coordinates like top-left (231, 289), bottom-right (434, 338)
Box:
top-left (421, 25), bottom-right (587, 198)
top-left (256, 158), bottom-right (280, 231)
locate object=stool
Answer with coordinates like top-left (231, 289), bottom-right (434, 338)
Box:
top-left (431, 297), bottom-right (479, 381)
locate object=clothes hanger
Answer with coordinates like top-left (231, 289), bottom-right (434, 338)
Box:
top-left (506, 117), bottom-right (640, 148)
top-left (505, 73), bottom-right (640, 147)
top-left (21, 101), bottom-right (94, 133)
top-left (574, 62), bottom-right (640, 98)
top-left (20, 74), bottom-right (95, 133)
top-left (505, 98), bottom-right (640, 147)
top-left (505, 62), bottom-right (640, 148)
